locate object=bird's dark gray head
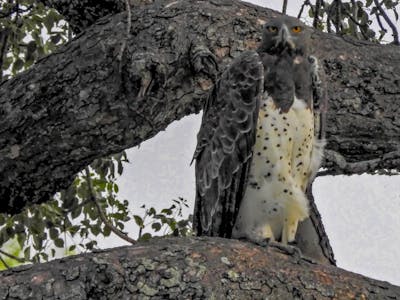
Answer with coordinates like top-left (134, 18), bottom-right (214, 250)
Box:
top-left (259, 16), bottom-right (310, 56)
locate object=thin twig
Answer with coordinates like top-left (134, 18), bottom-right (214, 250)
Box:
top-left (0, 29), bottom-right (9, 81)
top-left (297, 0), bottom-right (311, 19)
top-left (376, 13), bottom-right (387, 34)
top-left (335, 0), bottom-right (342, 34)
top-left (373, 0), bottom-right (399, 45)
top-left (84, 167), bottom-right (136, 244)
top-left (0, 249), bottom-right (27, 263)
top-left (349, 0), bottom-right (361, 39)
top-left (313, 0), bottom-right (321, 28)
top-left (326, 0), bottom-right (337, 33)
top-left (62, 199), bottom-right (92, 215)
top-left (342, 1), bottom-right (369, 40)
top-left (0, 255), bottom-right (10, 269)
top-left (282, 0), bottom-right (288, 14)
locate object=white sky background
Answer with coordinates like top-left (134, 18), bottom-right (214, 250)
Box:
top-left (100, 0), bottom-right (400, 286)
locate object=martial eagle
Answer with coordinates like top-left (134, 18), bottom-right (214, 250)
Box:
top-left (192, 15), bottom-right (327, 245)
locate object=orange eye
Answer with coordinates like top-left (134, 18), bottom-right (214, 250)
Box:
top-left (266, 26), bottom-right (278, 33)
top-left (292, 26), bottom-right (302, 33)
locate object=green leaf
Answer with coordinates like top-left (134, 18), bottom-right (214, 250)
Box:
top-left (161, 208), bottom-right (173, 215)
top-left (17, 232), bottom-right (27, 249)
top-left (85, 241), bottom-right (97, 250)
top-left (103, 225), bottom-right (111, 237)
top-left (49, 228), bottom-right (59, 240)
top-left (71, 205), bottom-right (82, 219)
top-left (1, 56), bottom-right (13, 71)
top-left (43, 13), bottom-right (56, 32)
top-left (67, 225), bottom-right (80, 236)
top-left (91, 225), bottom-right (101, 236)
top-left (24, 246), bottom-right (31, 260)
top-left (88, 206), bottom-right (98, 220)
top-left (116, 221), bottom-right (124, 230)
top-left (139, 233), bottom-right (152, 241)
top-left (148, 207), bottom-right (156, 215)
top-left (308, 7), bottom-right (314, 18)
top-left (26, 40), bottom-right (37, 55)
top-left (54, 238), bottom-right (64, 248)
top-left (151, 222), bottom-right (162, 232)
top-left (12, 58), bottom-right (24, 73)
top-left (133, 215), bottom-right (144, 227)
top-left (40, 252), bottom-right (49, 261)
top-left (33, 233), bottom-right (45, 250)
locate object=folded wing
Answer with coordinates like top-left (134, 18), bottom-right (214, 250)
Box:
top-left (193, 51), bottom-right (264, 237)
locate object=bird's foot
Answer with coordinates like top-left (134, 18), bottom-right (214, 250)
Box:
top-left (269, 240), bottom-right (302, 257)
top-left (253, 237), bottom-right (273, 248)
top-left (254, 239), bottom-right (304, 262)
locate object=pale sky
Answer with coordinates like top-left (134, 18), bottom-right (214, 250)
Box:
top-left (104, 0), bottom-right (400, 286)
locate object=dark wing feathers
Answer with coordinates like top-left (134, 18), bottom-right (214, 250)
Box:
top-left (193, 51), bottom-right (263, 237)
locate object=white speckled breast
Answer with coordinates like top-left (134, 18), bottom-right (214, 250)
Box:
top-left (232, 93), bottom-right (318, 244)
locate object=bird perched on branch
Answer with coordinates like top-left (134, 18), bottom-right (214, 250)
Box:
top-left (192, 15), bottom-right (327, 245)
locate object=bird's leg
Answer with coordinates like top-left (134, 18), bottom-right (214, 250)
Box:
top-left (251, 237), bottom-right (303, 262)
top-left (237, 225), bottom-right (276, 247)
top-left (282, 217), bottom-right (299, 245)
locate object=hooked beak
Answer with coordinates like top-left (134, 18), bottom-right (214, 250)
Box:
top-left (276, 24), bottom-right (295, 50)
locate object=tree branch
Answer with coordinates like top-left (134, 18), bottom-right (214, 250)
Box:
top-left (282, 0), bottom-right (288, 14)
top-left (373, 0), bottom-right (400, 45)
top-left (0, 29), bottom-right (9, 81)
top-left (0, 249), bottom-right (27, 264)
top-left (319, 149), bottom-right (400, 176)
top-left (0, 237), bottom-right (399, 299)
top-left (298, 0), bottom-right (311, 19)
top-left (313, 0), bottom-right (321, 28)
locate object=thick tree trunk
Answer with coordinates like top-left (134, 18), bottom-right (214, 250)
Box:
top-left (0, 237), bottom-right (398, 299)
top-left (1, 0), bottom-right (399, 214)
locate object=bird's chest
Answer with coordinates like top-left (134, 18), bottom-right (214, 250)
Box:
top-left (248, 94), bottom-right (314, 190)
top-left (263, 56), bottom-right (313, 112)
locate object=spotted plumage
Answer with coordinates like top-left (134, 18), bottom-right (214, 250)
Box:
top-left (193, 15), bottom-right (327, 245)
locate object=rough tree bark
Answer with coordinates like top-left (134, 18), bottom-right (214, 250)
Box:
top-left (0, 0), bottom-right (399, 295)
top-left (0, 237), bottom-right (399, 299)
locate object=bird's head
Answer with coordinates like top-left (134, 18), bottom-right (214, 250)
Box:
top-left (259, 16), bottom-right (310, 57)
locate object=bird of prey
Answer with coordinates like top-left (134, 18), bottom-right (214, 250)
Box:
top-left (192, 15), bottom-right (327, 245)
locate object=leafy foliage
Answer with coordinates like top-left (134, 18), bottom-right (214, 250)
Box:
top-left (0, 152), bottom-right (192, 267)
top-left (0, 0), bottom-right (69, 80)
top-left (134, 198), bottom-right (192, 242)
top-left (298, 0), bottom-right (399, 44)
